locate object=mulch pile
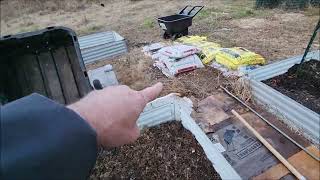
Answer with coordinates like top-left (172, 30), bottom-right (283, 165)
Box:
top-left (264, 59), bottom-right (320, 113)
top-left (89, 122), bottom-right (221, 180)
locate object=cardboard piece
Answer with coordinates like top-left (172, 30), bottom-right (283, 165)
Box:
top-left (208, 117), bottom-right (279, 179)
top-left (253, 146), bottom-right (320, 180)
top-left (196, 102), bottom-right (230, 126)
top-left (193, 93), bottom-right (309, 179)
top-left (192, 94), bottom-right (236, 133)
top-left (207, 112), bottom-right (303, 179)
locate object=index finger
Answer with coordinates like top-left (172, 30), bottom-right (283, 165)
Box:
top-left (138, 82), bottom-right (163, 105)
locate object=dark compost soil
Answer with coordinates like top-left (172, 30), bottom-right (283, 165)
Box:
top-left (264, 60), bottom-right (320, 113)
top-left (89, 122), bottom-right (221, 180)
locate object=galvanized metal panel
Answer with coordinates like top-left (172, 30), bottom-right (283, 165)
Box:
top-left (137, 105), bottom-right (175, 128)
top-left (81, 42), bottom-right (127, 64)
top-left (79, 31), bottom-right (124, 49)
top-left (247, 51), bottom-right (320, 144)
top-left (248, 50), bottom-right (319, 81)
top-left (250, 79), bottom-right (320, 143)
top-left (81, 41), bottom-right (126, 57)
top-left (79, 31), bottom-right (128, 65)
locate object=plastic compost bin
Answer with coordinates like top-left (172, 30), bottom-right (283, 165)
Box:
top-left (0, 27), bottom-right (91, 105)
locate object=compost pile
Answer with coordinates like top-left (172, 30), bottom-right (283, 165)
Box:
top-left (89, 122), bottom-right (221, 180)
top-left (264, 60), bottom-right (320, 113)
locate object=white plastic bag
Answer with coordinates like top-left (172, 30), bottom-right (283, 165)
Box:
top-left (154, 55), bottom-right (204, 77)
top-left (159, 44), bottom-right (201, 59)
top-left (142, 43), bottom-right (166, 55)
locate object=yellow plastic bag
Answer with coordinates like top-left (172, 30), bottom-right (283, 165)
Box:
top-left (215, 47), bottom-right (266, 70)
top-left (201, 44), bottom-right (221, 64)
top-left (177, 36), bottom-right (207, 44)
top-left (177, 36), bottom-right (221, 64)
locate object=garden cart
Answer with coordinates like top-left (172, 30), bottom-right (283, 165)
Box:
top-left (158, 5), bottom-right (204, 40)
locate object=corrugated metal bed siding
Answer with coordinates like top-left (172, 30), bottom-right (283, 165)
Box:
top-left (247, 51), bottom-right (320, 144)
top-left (81, 42), bottom-right (127, 64)
top-left (248, 50), bottom-right (320, 81)
top-left (79, 31), bottom-right (127, 65)
top-left (79, 31), bottom-right (123, 48)
top-left (81, 41), bottom-right (126, 56)
top-left (250, 79), bottom-right (320, 143)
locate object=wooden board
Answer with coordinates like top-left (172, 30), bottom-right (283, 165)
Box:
top-left (253, 146), bottom-right (320, 180)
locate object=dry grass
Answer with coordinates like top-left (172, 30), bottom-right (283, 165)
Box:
top-left (86, 48), bottom-right (153, 90)
top-left (223, 77), bottom-right (252, 103)
top-left (1, 0), bottom-right (319, 103)
top-left (0, 0), bottom-right (95, 19)
top-left (1, 0), bottom-right (319, 61)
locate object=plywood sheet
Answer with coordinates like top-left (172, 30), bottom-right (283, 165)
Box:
top-left (253, 146), bottom-right (320, 180)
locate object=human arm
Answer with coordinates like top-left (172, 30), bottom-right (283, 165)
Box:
top-left (1, 83), bottom-right (163, 179)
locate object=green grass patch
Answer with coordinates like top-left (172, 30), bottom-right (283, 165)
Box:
top-left (78, 25), bottom-right (104, 35)
top-left (18, 24), bottom-right (40, 34)
top-left (228, 4), bottom-right (270, 19)
top-left (197, 7), bottom-right (225, 20)
top-left (304, 6), bottom-right (320, 16)
top-left (223, 0), bottom-right (270, 19)
top-left (196, 1), bottom-right (270, 20)
top-left (230, 7), bottom-right (256, 18)
top-left (197, 9), bottom-right (211, 19)
top-left (142, 18), bottom-right (155, 29)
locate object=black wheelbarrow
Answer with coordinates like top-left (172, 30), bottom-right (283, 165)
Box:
top-left (158, 5), bottom-right (204, 40)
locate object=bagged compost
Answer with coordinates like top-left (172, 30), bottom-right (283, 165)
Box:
top-left (177, 36), bottom-right (207, 43)
top-left (159, 44), bottom-right (201, 59)
top-left (201, 45), bottom-right (222, 64)
top-left (177, 36), bottom-right (221, 64)
top-left (154, 55), bottom-right (204, 77)
top-left (215, 47), bottom-right (265, 70)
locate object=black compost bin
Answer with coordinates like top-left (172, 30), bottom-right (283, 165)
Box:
top-left (0, 27), bottom-right (91, 105)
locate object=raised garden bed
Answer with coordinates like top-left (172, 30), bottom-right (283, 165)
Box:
top-left (247, 52), bottom-right (320, 144)
top-left (90, 122), bottom-right (221, 179)
top-left (264, 60), bottom-right (320, 113)
top-left (88, 94), bottom-right (240, 179)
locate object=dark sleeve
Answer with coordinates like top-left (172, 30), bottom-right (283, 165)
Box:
top-left (1, 93), bottom-right (97, 180)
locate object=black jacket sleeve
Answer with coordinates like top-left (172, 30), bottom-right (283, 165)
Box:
top-left (1, 93), bottom-right (97, 180)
